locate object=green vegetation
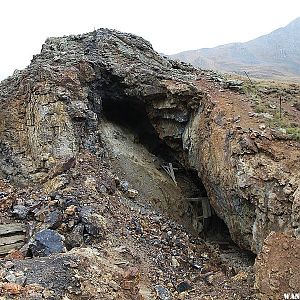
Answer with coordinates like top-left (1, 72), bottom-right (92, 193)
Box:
top-left (241, 79), bottom-right (300, 141)
top-left (268, 113), bottom-right (300, 141)
top-left (243, 82), bottom-right (268, 114)
top-left (254, 104), bottom-right (266, 113)
top-left (286, 127), bottom-right (300, 140)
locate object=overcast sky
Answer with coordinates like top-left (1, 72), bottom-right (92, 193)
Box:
top-left (0, 0), bottom-right (299, 81)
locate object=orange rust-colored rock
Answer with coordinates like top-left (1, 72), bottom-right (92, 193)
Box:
top-left (254, 232), bottom-right (300, 299)
top-left (0, 282), bottom-right (23, 295)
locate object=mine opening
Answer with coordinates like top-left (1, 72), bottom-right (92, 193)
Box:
top-left (101, 95), bottom-right (234, 246)
top-left (175, 168), bottom-right (232, 245)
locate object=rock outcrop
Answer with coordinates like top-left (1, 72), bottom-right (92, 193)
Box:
top-left (182, 82), bottom-right (300, 252)
top-left (0, 28), bottom-right (299, 256)
top-left (254, 232), bottom-right (300, 299)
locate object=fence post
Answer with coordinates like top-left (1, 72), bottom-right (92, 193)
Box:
top-left (279, 96), bottom-right (282, 119)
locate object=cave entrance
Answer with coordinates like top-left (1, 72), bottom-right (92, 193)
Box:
top-left (175, 168), bottom-right (232, 245)
top-left (102, 97), bottom-right (175, 161)
top-left (101, 96), bottom-right (233, 244)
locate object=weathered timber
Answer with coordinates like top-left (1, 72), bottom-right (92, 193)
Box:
top-left (187, 197), bottom-right (212, 218)
top-left (0, 242), bottom-right (25, 255)
top-left (161, 163), bottom-right (177, 185)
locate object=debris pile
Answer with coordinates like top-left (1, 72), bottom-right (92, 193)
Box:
top-left (0, 152), bottom-right (254, 299)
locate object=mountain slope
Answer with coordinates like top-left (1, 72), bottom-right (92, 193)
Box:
top-left (170, 17), bottom-right (300, 79)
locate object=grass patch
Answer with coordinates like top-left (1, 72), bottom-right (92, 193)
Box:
top-left (286, 127), bottom-right (300, 140)
top-left (242, 81), bottom-right (268, 114)
top-left (268, 113), bottom-right (300, 141)
top-left (254, 105), bottom-right (266, 113)
top-left (226, 74), bottom-right (300, 141)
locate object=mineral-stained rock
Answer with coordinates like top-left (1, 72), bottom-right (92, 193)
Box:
top-left (0, 282), bottom-right (23, 296)
top-left (12, 205), bottom-right (30, 219)
top-left (0, 28), bottom-right (299, 254)
top-left (44, 210), bottom-right (63, 229)
top-left (65, 223), bottom-right (84, 249)
top-left (29, 229), bottom-right (66, 257)
top-left (155, 285), bottom-right (171, 300)
top-left (254, 232), bottom-right (300, 299)
top-left (79, 206), bottom-right (106, 238)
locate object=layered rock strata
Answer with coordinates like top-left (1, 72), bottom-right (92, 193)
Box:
top-left (0, 29), bottom-right (299, 254)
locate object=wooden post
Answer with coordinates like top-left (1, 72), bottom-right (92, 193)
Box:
top-left (279, 96), bottom-right (282, 119)
top-left (168, 163), bottom-right (177, 186)
top-left (187, 197), bottom-right (212, 218)
top-left (244, 71), bottom-right (254, 86)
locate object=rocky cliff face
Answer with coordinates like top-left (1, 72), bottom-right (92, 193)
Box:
top-left (0, 30), bottom-right (200, 184)
top-left (0, 28), bottom-right (299, 257)
top-left (182, 81), bottom-right (300, 252)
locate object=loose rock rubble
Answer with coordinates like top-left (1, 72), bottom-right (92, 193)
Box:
top-left (0, 28), bottom-right (299, 299)
top-left (0, 152), bottom-right (255, 299)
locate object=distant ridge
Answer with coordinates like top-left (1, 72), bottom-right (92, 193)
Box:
top-left (170, 17), bottom-right (300, 80)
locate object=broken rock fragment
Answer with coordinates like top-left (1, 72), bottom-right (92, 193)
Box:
top-left (79, 206), bottom-right (106, 238)
top-left (12, 205), bottom-right (30, 220)
top-left (155, 285), bottom-right (171, 300)
top-left (65, 224), bottom-right (84, 249)
top-left (119, 180), bottom-right (129, 192)
top-left (127, 189), bottom-right (139, 199)
top-left (44, 210), bottom-right (63, 229)
top-left (29, 229), bottom-right (66, 257)
top-left (5, 270), bottom-right (27, 286)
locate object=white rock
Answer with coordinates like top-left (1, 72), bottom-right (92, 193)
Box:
top-left (127, 189), bottom-right (139, 199)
